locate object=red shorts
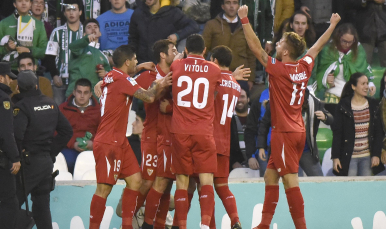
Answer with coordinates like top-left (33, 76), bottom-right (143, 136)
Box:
top-left (267, 132), bottom-right (306, 176)
top-left (171, 134), bottom-right (217, 175)
top-left (214, 154), bottom-right (230, 178)
top-left (156, 143), bottom-right (175, 180)
top-left (141, 141), bottom-right (158, 181)
top-left (94, 141), bottom-right (141, 185)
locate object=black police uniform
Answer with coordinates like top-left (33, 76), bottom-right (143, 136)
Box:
top-left (0, 83), bottom-right (20, 229)
top-left (13, 71), bottom-right (72, 229)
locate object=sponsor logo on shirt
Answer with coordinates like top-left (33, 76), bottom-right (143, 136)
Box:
top-left (290, 71), bottom-right (307, 81)
top-left (34, 105), bottom-right (54, 111)
top-left (271, 58), bottom-right (276, 64)
top-left (126, 77), bottom-right (137, 86)
top-left (86, 51), bottom-right (92, 55)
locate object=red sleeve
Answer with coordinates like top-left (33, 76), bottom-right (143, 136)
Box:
top-left (265, 56), bottom-right (286, 78)
top-left (118, 76), bottom-right (142, 96)
top-left (134, 71), bottom-right (157, 89)
top-left (298, 55), bottom-right (315, 75)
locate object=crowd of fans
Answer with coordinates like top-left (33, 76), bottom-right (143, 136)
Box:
top-left (1, 0), bottom-right (386, 178)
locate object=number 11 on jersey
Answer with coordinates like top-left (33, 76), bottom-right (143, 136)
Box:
top-left (290, 82), bottom-right (305, 106)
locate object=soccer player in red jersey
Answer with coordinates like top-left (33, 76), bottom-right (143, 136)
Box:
top-left (136, 39), bottom-right (181, 229)
top-left (169, 34), bottom-right (221, 229)
top-left (89, 45), bottom-right (172, 229)
top-left (238, 6), bottom-right (341, 229)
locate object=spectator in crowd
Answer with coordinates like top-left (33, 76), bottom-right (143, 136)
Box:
top-left (245, 87), bottom-right (269, 176)
top-left (0, 0), bottom-right (48, 71)
top-left (233, 86), bottom-right (250, 160)
top-left (379, 71), bottom-right (386, 166)
top-left (31, 0), bottom-right (54, 39)
top-left (129, 110), bottom-right (146, 165)
top-left (349, 0), bottom-right (386, 67)
top-left (316, 23), bottom-right (376, 114)
top-left (272, 18), bottom-right (291, 50)
top-left (10, 52), bottom-right (53, 98)
top-left (332, 72), bottom-right (385, 176)
top-left (96, 0), bottom-right (134, 53)
top-left (128, 0), bottom-right (199, 64)
top-left (230, 116), bottom-right (246, 171)
top-left (244, 0), bottom-right (274, 55)
top-left (287, 11), bottom-right (316, 50)
top-left (294, 0), bottom-right (332, 39)
top-left (273, 0), bottom-right (294, 33)
top-left (66, 18), bottom-right (110, 98)
top-left (59, 78), bottom-right (100, 174)
top-left (45, 0), bottom-right (84, 105)
top-left (203, 0), bottom-right (256, 90)
top-left (258, 88), bottom-right (333, 176)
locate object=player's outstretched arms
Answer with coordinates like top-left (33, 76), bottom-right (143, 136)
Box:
top-left (307, 13), bottom-right (341, 59)
top-left (134, 72), bottom-right (172, 103)
top-left (233, 64), bottom-right (250, 81)
top-left (238, 5), bottom-right (268, 68)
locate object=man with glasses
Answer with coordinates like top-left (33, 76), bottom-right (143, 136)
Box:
top-left (31, 0), bottom-right (53, 39)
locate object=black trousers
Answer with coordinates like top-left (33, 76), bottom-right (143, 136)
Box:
top-left (0, 163), bottom-right (18, 229)
top-left (16, 154), bottom-right (53, 229)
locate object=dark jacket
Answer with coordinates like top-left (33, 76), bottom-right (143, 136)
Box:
top-left (348, 0), bottom-right (386, 43)
top-left (230, 115), bottom-right (245, 171)
top-left (244, 92), bottom-right (264, 159)
top-left (128, 2), bottom-right (199, 64)
top-left (13, 89), bottom-right (72, 160)
top-left (59, 95), bottom-right (101, 149)
top-left (0, 83), bottom-right (19, 163)
top-left (257, 93), bottom-right (333, 162)
top-left (331, 96), bottom-right (385, 176)
top-left (244, 0), bottom-right (273, 43)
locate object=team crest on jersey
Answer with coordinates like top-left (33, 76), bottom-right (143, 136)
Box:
top-left (271, 58), bottom-right (276, 64)
top-left (304, 56), bottom-right (312, 64)
top-left (3, 101), bottom-right (10, 110)
top-left (114, 174), bottom-right (118, 181)
top-left (126, 77), bottom-right (137, 86)
top-left (147, 168), bottom-right (153, 176)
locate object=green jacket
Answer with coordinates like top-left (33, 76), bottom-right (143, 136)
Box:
top-left (244, 0), bottom-right (273, 44)
top-left (0, 14), bottom-right (47, 70)
top-left (66, 35), bottom-right (111, 97)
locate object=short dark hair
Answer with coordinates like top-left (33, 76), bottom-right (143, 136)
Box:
top-left (62, 0), bottom-right (83, 11)
top-left (136, 109), bottom-right (146, 122)
top-left (222, 0), bottom-right (239, 5)
top-left (113, 45), bottom-right (136, 68)
top-left (83, 18), bottom-right (99, 29)
top-left (153, 39), bottom-right (175, 63)
top-left (240, 83), bottom-right (250, 98)
top-left (283, 32), bottom-right (306, 60)
top-left (74, 78), bottom-right (92, 91)
top-left (186, 34), bottom-right (205, 54)
top-left (211, 45), bottom-right (232, 67)
top-left (17, 52), bottom-right (35, 67)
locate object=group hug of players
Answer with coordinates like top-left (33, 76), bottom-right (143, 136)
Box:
top-left (88, 5), bottom-right (342, 229)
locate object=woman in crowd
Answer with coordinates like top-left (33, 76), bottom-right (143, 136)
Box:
top-left (331, 72), bottom-right (384, 176)
top-left (316, 23), bottom-right (376, 114)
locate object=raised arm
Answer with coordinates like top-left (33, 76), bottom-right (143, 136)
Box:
top-left (133, 72), bottom-right (172, 103)
top-left (306, 13), bottom-right (341, 59)
top-left (238, 5), bottom-right (269, 68)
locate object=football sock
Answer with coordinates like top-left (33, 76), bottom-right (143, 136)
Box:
top-left (135, 191), bottom-right (147, 214)
top-left (175, 189), bottom-right (189, 229)
top-left (286, 187), bottom-right (307, 229)
top-left (209, 208), bottom-right (216, 229)
top-left (144, 188), bottom-right (163, 225)
top-left (154, 192), bottom-right (171, 229)
top-left (257, 185), bottom-right (279, 228)
top-left (122, 188), bottom-right (140, 229)
top-left (199, 185), bottom-right (215, 227)
top-left (188, 192), bottom-right (194, 210)
top-left (89, 194), bottom-right (106, 229)
top-left (215, 185), bottom-right (239, 226)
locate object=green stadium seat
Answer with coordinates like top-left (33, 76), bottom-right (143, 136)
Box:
top-left (316, 128), bottom-right (333, 163)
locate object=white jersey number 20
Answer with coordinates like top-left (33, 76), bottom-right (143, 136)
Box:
top-left (177, 76), bottom-right (209, 109)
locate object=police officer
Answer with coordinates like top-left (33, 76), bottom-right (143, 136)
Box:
top-left (13, 70), bottom-right (72, 229)
top-left (0, 62), bottom-right (21, 229)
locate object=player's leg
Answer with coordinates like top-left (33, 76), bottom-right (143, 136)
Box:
top-left (121, 172), bottom-right (142, 229)
top-left (90, 183), bottom-right (113, 229)
top-left (214, 179), bottom-right (241, 228)
top-left (153, 180), bottom-right (173, 229)
top-left (136, 142), bottom-right (158, 213)
top-left (255, 168), bottom-right (280, 229)
top-left (175, 174), bottom-right (190, 229)
top-left (172, 178), bottom-right (196, 229)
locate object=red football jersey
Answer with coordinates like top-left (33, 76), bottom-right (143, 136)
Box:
top-left (156, 68), bottom-right (173, 146)
top-left (94, 67), bottom-right (141, 145)
top-left (266, 55), bottom-right (315, 132)
top-left (213, 70), bottom-right (241, 156)
top-left (170, 55), bottom-right (222, 135)
top-left (134, 66), bottom-right (160, 143)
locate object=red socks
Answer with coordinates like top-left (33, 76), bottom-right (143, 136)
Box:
top-left (209, 208), bottom-right (216, 229)
top-left (215, 185), bottom-right (239, 226)
top-left (143, 188), bottom-right (163, 225)
top-left (121, 188), bottom-right (140, 229)
top-left (175, 189), bottom-right (189, 229)
top-left (258, 185), bottom-right (279, 229)
top-left (199, 185), bottom-right (215, 227)
top-left (89, 195), bottom-right (106, 229)
top-left (286, 187), bottom-right (307, 229)
top-left (135, 191), bottom-right (147, 214)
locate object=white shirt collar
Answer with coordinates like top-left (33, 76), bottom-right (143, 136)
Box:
top-left (222, 14), bottom-right (238, 23)
top-left (73, 98), bottom-right (92, 108)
